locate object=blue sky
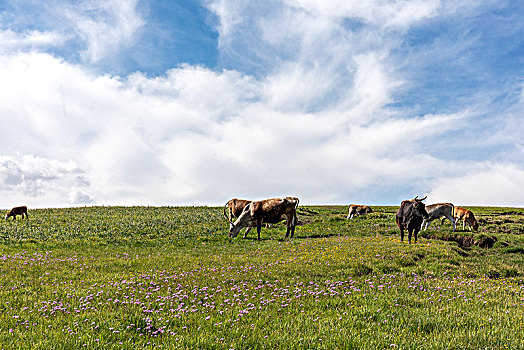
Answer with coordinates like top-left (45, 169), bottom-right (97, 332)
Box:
top-left (0, 0), bottom-right (523, 207)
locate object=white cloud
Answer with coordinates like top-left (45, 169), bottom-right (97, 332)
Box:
top-left (0, 30), bottom-right (68, 53)
top-left (281, 0), bottom-right (441, 28)
top-left (428, 164), bottom-right (524, 207)
top-left (0, 1), bottom-right (523, 208)
top-left (64, 0), bottom-right (145, 63)
top-left (0, 154), bottom-right (89, 207)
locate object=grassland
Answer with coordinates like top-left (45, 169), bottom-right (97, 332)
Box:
top-left (1, 205), bottom-right (524, 349)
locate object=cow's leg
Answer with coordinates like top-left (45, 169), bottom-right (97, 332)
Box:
top-left (243, 226), bottom-right (252, 238)
top-left (396, 217), bottom-right (404, 242)
top-left (414, 229), bottom-right (419, 243)
top-left (462, 220), bottom-right (466, 230)
top-left (291, 213), bottom-right (297, 238)
top-left (257, 220), bottom-right (262, 240)
top-left (444, 214), bottom-right (455, 231)
top-left (408, 228), bottom-right (412, 244)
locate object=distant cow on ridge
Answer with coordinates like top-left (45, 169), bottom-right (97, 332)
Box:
top-left (228, 197), bottom-right (299, 240)
top-left (5, 206), bottom-right (28, 220)
top-left (421, 203), bottom-right (456, 231)
top-left (454, 207), bottom-right (479, 231)
top-left (346, 204), bottom-right (373, 220)
top-left (395, 196), bottom-right (429, 244)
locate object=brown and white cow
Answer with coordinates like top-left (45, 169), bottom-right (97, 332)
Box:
top-left (421, 203), bottom-right (456, 231)
top-left (5, 206), bottom-right (28, 220)
top-left (454, 207), bottom-right (479, 231)
top-left (346, 204), bottom-right (373, 220)
top-left (224, 198), bottom-right (254, 237)
top-left (224, 198), bottom-right (252, 222)
top-left (228, 197), bottom-right (299, 240)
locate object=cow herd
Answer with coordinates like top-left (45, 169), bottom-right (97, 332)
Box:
top-left (224, 196), bottom-right (479, 243)
top-left (4, 197), bottom-right (478, 244)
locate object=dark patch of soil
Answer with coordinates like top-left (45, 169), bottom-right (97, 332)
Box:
top-left (297, 208), bottom-right (319, 216)
top-left (476, 236), bottom-right (497, 248)
top-left (495, 211), bottom-right (524, 216)
top-left (426, 234), bottom-right (497, 249)
top-left (296, 220), bottom-right (312, 226)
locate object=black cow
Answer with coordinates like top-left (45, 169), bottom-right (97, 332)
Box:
top-left (395, 196), bottom-right (429, 244)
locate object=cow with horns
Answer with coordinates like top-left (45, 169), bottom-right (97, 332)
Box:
top-left (227, 197), bottom-right (299, 240)
top-left (395, 196), bottom-right (429, 244)
top-left (223, 198), bottom-right (253, 237)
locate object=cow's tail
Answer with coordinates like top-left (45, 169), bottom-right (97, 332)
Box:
top-left (293, 197), bottom-right (300, 226)
top-left (450, 203), bottom-right (456, 231)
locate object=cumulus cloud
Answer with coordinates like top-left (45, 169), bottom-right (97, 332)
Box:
top-left (428, 164), bottom-right (524, 207)
top-left (0, 0), bottom-right (523, 208)
top-left (0, 154), bottom-right (90, 207)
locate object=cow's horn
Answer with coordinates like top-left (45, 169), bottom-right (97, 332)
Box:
top-left (223, 203), bottom-right (233, 224)
top-left (420, 195), bottom-right (427, 201)
top-left (413, 195), bottom-right (419, 200)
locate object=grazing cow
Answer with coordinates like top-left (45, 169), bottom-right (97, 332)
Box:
top-left (395, 196), bottom-right (429, 244)
top-left (421, 203), bottom-right (456, 231)
top-left (346, 204), bottom-right (373, 220)
top-left (454, 207), bottom-right (479, 231)
top-left (228, 197), bottom-right (299, 240)
top-left (224, 198), bottom-right (254, 237)
top-left (5, 206), bottom-right (28, 220)
top-left (224, 198), bottom-right (252, 222)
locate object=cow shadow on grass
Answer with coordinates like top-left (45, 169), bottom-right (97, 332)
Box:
top-left (292, 233), bottom-right (341, 240)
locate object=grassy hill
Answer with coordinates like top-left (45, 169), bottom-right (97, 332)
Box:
top-left (1, 205), bottom-right (523, 348)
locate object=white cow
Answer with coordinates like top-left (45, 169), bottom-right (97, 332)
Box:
top-left (421, 203), bottom-right (456, 231)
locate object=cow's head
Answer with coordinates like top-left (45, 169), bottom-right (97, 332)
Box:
top-left (467, 213), bottom-right (479, 231)
top-left (412, 196), bottom-right (429, 219)
top-left (228, 205), bottom-right (253, 238)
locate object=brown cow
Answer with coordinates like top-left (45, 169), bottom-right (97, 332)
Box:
top-left (454, 207), bottom-right (478, 231)
top-left (228, 197), bottom-right (299, 240)
top-left (346, 204), bottom-right (373, 220)
top-left (5, 206), bottom-right (28, 220)
top-left (224, 198), bottom-right (252, 222)
top-left (224, 198), bottom-right (253, 237)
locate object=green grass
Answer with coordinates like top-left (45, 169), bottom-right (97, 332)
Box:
top-left (1, 205), bottom-right (524, 349)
